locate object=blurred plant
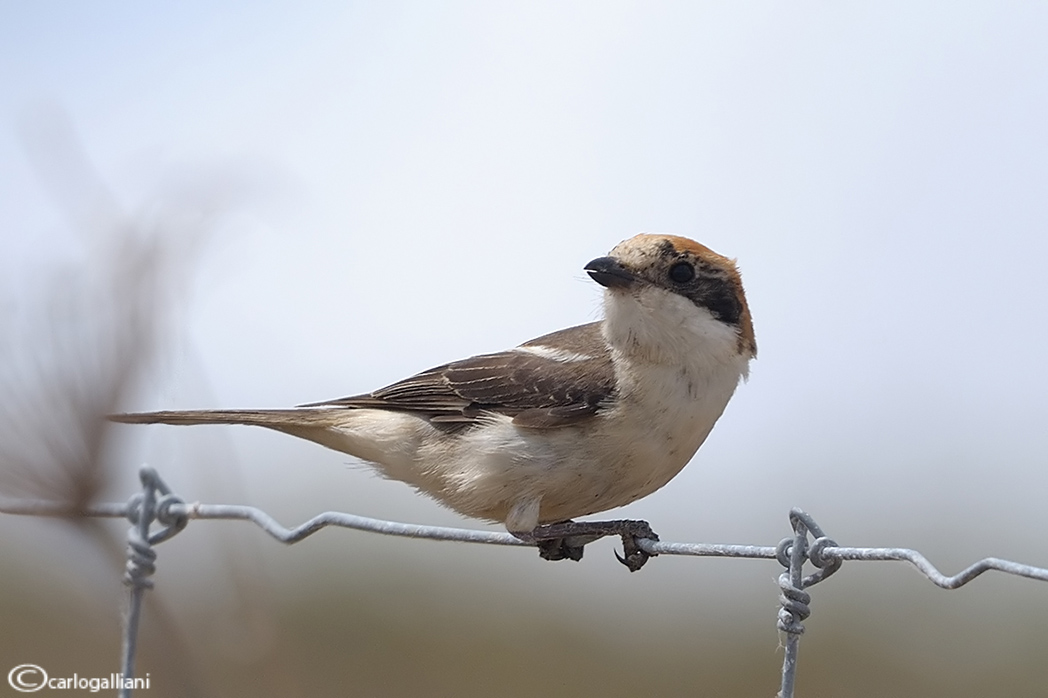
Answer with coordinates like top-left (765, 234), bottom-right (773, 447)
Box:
top-left (0, 105), bottom-right (236, 508)
top-left (0, 105), bottom-right (271, 696)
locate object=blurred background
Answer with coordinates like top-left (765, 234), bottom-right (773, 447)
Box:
top-left (2, 2), bottom-right (1047, 696)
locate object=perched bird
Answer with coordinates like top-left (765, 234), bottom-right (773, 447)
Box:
top-left (112, 233), bottom-right (756, 569)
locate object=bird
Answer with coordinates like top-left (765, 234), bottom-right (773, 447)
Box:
top-left (111, 233), bottom-right (756, 570)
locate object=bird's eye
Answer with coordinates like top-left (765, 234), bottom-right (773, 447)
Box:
top-left (668, 261), bottom-right (695, 284)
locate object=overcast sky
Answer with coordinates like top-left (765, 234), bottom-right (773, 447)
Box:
top-left (2, 2), bottom-right (1047, 592)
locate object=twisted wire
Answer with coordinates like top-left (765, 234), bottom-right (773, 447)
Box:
top-left (2, 467), bottom-right (1048, 698)
top-left (118, 467), bottom-right (187, 698)
top-left (774, 509), bottom-right (843, 698)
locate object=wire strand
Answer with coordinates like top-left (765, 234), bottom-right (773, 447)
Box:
top-left (2, 467), bottom-right (1046, 698)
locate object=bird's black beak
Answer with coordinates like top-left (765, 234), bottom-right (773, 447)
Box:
top-left (584, 256), bottom-right (635, 289)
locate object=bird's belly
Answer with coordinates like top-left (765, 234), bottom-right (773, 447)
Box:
top-left (537, 362), bottom-right (741, 522)
top-left (535, 406), bottom-right (720, 521)
top-left (436, 388), bottom-right (731, 525)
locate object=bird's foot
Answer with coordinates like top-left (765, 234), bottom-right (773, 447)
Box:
top-left (525, 519), bottom-right (660, 572)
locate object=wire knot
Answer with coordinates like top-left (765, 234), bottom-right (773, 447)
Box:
top-left (808, 536), bottom-right (840, 570)
top-left (775, 509), bottom-right (842, 637)
top-left (122, 467), bottom-right (188, 589)
top-left (153, 494), bottom-right (188, 543)
top-left (124, 527), bottom-right (157, 590)
top-left (777, 571), bottom-right (811, 634)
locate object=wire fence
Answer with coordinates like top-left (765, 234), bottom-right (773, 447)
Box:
top-left (2, 465), bottom-right (1047, 698)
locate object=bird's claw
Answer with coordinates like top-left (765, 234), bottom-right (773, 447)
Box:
top-left (528, 519), bottom-right (659, 571)
top-left (612, 521), bottom-right (659, 572)
top-left (536, 537), bottom-right (586, 562)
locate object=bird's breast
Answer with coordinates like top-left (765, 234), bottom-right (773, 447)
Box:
top-left (591, 352), bottom-right (747, 503)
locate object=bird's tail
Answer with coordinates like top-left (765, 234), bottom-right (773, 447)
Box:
top-left (109, 407), bottom-right (427, 482)
top-left (108, 408), bottom-right (356, 452)
top-left (109, 408), bottom-right (337, 429)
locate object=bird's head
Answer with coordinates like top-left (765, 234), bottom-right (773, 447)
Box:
top-left (585, 233), bottom-right (756, 367)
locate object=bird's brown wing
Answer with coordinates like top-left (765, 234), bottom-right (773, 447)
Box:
top-left (303, 323), bottom-right (615, 429)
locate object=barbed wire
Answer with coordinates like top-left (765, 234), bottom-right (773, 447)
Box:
top-left (2, 466), bottom-right (1047, 698)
